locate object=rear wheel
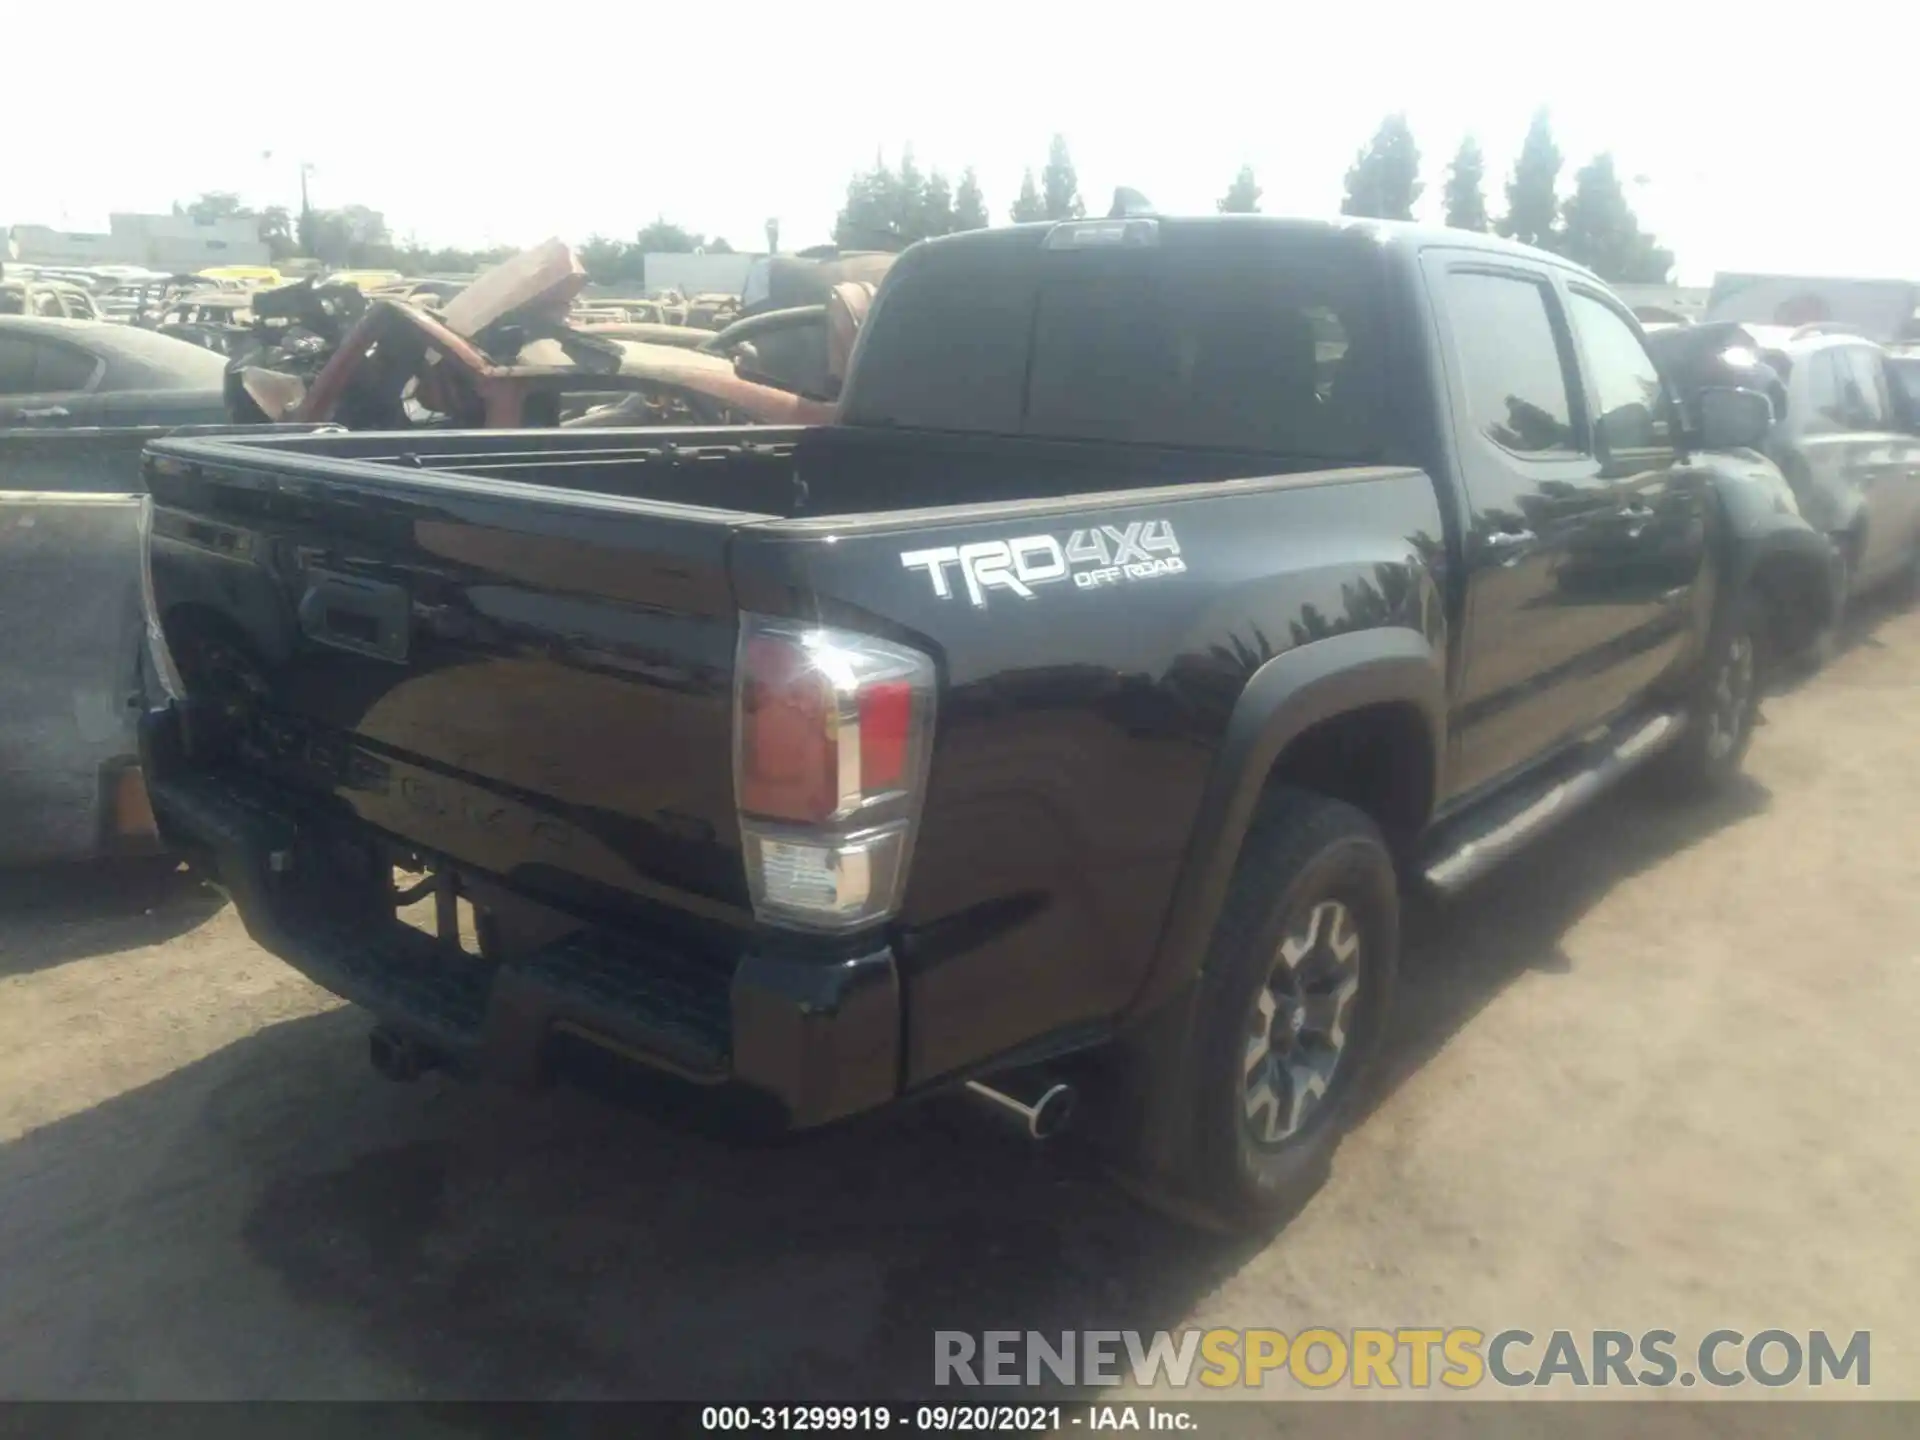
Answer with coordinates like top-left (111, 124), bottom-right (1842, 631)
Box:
top-left (1129, 791), bottom-right (1400, 1232)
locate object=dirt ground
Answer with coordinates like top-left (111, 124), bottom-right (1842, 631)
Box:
top-left (2, 602), bottom-right (1917, 1408)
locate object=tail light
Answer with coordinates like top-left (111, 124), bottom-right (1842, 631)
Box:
top-left (734, 614), bottom-right (936, 932)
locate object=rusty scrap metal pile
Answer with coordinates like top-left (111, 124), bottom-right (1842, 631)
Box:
top-left (4, 242), bottom-right (895, 431)
top-left (214, 242), bottom-right (894, 432)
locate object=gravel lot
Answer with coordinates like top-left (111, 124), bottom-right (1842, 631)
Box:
top-left (3, 600), bottom-right (1917, 1407)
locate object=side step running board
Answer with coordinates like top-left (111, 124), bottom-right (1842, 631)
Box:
top-left (1420, 711), bottom-right (1685, 896)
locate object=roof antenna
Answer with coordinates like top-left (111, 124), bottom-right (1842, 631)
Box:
top-left (1109, 187), bottom-right (1156, 219)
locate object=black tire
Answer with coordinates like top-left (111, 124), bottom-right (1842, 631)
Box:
top-left (1143, 790), bottom-right (1401, 1232)
top-left (1656, 589), bottom-right (1765, 795)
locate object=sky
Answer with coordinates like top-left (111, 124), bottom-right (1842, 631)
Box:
top-left (7, 1), bottom-right (1916, 285)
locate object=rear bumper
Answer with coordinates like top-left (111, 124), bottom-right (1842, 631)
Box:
top-left (139, 708), bottom-right (900, 1131)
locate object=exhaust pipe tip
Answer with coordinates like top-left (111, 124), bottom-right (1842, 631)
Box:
top-left (368, 1026), bottom-right (437, 1084)
top-left (1027, 1081), bottom-right (1075, 1140)
top-left (964, 1076), bottom-right (1077, 1141)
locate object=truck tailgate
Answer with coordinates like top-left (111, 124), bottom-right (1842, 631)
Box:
top-left (143, 438), bottom-right (761, 927)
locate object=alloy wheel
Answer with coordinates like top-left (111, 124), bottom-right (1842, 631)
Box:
top-left (1703, 633), bottom-right (1755, 762)
top-left (1243, 899), bottom-right (1362, 1147)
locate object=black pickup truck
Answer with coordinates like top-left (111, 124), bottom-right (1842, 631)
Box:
top-left (138, 216), bottom-right (1835, 1228)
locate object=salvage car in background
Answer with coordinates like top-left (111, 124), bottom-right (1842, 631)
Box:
top-left (0, 279), bottom-right (105, 321)
top-left (1747, 326), bottom-right (1920, 606)
top-left (1642, 320), bottom-right (1840, 664)
top-left (0, 319), bottom-right (263, 867)
top-left (0, 317), bottom-right (227, 429)
top-left (154, 293), bottom-right (255, 354)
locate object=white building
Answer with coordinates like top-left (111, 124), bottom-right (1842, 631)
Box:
top-left (640, 251), bottom-right (760, 296)
top-left (1612, 284), bottom-right (1711, 326)
top-left (5, 213), bottom-right (269, 270)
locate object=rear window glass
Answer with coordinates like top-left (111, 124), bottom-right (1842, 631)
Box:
top-left (844, 227), bottom-right (1385, 459)
top-left (841, 254), bottom-right (1036, 434)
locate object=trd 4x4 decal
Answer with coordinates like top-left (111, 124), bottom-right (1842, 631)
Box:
top-left (901, 520), bottom-right (1185, 608)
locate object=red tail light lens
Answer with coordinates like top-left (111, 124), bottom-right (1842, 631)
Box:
top-left (739, 635), bottom-right (838, 824)
top-left (734, 617), bottom-right (937, 931)
top-left (856, 680), bottom-right (913, 793)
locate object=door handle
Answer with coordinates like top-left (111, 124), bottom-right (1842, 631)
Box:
top-left (18, 405), bottom-right (69, 421)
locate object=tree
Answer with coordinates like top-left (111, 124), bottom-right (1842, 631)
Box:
top-left (297, 205), bottom-right (394, 267)
top-left (579, 235), bottom-right (644, 285)
top-left (398, 242), bottom-right (514, 275)
top-left (341, 206), bottom-right (387, 242)
top-left (954, 168), bottom-right (989, 230)
top-left (1442, 137), bottom-right (1490, 232)
top-left (706, 236), bottom-right (735, 254)
top-left (170, 191), bottom-right (304, 260)
top-left (894, 148), bottom-right (929, 238)
top-left (1499, 109), bottom-right (1563, 250)
top-left (922, 170), bottom-right (956, 239)
top-left (1009, 168), bottom-right (1046, 223)
top-left (832, 151), bottom-right (964, 247)
top-left (1558, 153), bottom-right (1674, 284)
top-left (1341, 113), bottom-right (1423, 221)
top-left (834, 154), bottom-right (893, 247)
top-left (300, 211), bottom-right (349, 265)
top-left (256, 205), bottom-right (296, 260)
top-left (1040, 134), bottom-right (1084, 221)
top-left (185, 191), bottom-right (247, 224)
top-left (635, 217), bottom-right (701, 253)
top-left (1217, 165), bottom-right (1262, 214)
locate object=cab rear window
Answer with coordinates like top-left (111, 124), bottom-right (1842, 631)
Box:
top-left (843, 226), bottom-right (1385, 460)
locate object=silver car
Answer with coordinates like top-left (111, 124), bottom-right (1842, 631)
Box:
top-left (1750, 328), bottom-right (1920, 603)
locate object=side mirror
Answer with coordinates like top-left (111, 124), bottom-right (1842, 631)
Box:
top-left (1696, 386), bottom-right (1774, 450)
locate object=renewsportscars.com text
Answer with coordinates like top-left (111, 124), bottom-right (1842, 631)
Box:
top-left (934, 1328), bottom-right (1871, 1390)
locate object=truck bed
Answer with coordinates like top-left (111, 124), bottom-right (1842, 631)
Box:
top-left (179, 422), bottom-right (1364, 518)
top-left (142, 420), bottom-right (1442, 1106)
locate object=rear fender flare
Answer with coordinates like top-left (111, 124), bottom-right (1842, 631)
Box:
top-left (1128, 626), bottom-right (1445, 1019)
